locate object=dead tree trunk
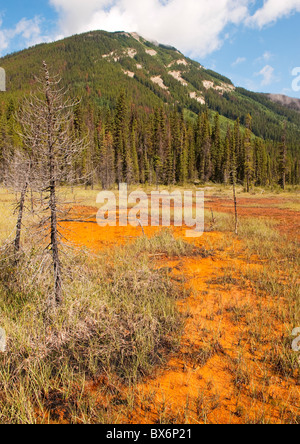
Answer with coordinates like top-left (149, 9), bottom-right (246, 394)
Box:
top-left (233, 178), bottom-right (238, 235)
top-left (14, 181), bottom-right (28, 261)
top-left (16, 61), bottom-right (86, 307)
top-left (45, 63), bottom-right (63, 305)
top-left (49, 177), bottom-right (63, 305)
top-left (4, 149), bottom-right (32, 263)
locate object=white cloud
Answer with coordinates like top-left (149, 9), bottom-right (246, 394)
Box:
top-left (2, 0), bottom-right (300, 59)
top-left (261, 51), bottom-right (272, 61)
top-left (256, 64), bottom-right (275, 86)
top-left (232, 57), bottom-right (246, 66)
top-left (247, 0), bottom-right (300, 28)
top-left (0, 17), bottom-right (9, 54)
top-left (0, 16), bottom-right (50, 55)
top-left (0, 31), bottom-right (8, 54)
top-left (254, 50), bottom-right (274, 64)
top-left (48, 0), bottom-right (300, 58)
top-left (49, 0), bottom-right (250, 58)
top-left (13, 17), bottom-right (45, 46)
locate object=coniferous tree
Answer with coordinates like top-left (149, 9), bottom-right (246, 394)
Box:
top-left (233, 118), bottom-right (243, 183)
top-left (279, 121), bottom-right (287, 190)
top-left (165, 125), bottom-right (175, 185)
top-left (99, 126), bottom-right (115, 189)
top-left (130, 118), bottom-right (140, 183)
top-left (223, 128), bottom-right (231, 185)
top-left (114, 91), bottom-right (128, 182)
top-left (179, 126), bottom-right (188, 184)
top-left (244, 114), bottom-right (254, 193)
top-left (187, 124), bottom-right (196, 182)
top-left (211, 113), bottom-right (222, 182)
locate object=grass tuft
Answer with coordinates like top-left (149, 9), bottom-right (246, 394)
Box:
top-left (0, 230), bottom-right (188, 423)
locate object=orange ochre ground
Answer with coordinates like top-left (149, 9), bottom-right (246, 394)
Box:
top-left (60, 196), bottom-right (300, 424)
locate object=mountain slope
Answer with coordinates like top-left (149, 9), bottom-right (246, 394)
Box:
top-left (0, 30), bottom-right (299, 189)
top-left (266, 94), bottom-right (300, 112)
top-left (1, 30), bottom-right (300, 145)
top-left (1, 31), bottom-right (234, 113)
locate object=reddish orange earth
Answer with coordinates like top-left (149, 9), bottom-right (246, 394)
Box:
top-left (207, 195), bottom-right (300, 241)
top-left (60, 196), bottom-right (300, 424)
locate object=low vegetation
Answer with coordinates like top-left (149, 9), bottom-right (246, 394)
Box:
top-left (0, 29), bottom-right (299, 424)
top-left (0, 185), bottom-right (299, 424)
top-left (0, 228), bottom-right (194, 423)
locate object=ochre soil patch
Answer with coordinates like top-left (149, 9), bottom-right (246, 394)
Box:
top-left (206, 195), bottom-right (300, 241)
top-left (59, 198), bottom-right (300, 424)
top-left (122, 242), bottom-right (299, 424)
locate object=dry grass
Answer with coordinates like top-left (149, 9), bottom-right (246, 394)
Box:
top-left (0, 225), bottom-right (194, 423)
top-left (0, 186), bottom-right (299, 424)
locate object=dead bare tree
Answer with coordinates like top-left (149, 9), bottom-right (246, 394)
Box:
top-left (232, 174), bottom-right (238, 235)
top-left (3, 149), bottom-right (32, 262)
top-left (13, 158), bottom-right (29, 260)
top-left (17, 62), bottom-right (86, 306)
top-left (209, 208), bottom-right (216, 231)
top-left (230, 159), bottom-right (238, 235)
top-left (230, 143), bottom-right (238, 235)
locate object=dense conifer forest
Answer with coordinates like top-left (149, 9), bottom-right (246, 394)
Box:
top-left (0, 30), bottom-right (299, 189)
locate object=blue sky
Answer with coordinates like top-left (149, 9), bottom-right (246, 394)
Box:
top-left (0, 0), bottom-right (300, 97)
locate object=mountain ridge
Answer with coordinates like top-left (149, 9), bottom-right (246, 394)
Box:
top-left (0, 30), bottom-right (299, 188)
top-left (266, 93), bottom-right (300, 112)
top-left (1, 29), bottom-right (299, 145)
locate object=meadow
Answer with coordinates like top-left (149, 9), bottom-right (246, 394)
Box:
top-left (0, 184), bottom-right (299, 424)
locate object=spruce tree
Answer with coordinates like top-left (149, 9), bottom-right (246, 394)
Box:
top-left (244, 114), bottom-right (254, 193)
top-left (99, 126), bottom-right (115, 189)
top-left (211, 113), bottom-right (222, 182)
top-left (279, 121), bottom-right (287, 190)
top-left (114, 91), bottom-right (128, 182)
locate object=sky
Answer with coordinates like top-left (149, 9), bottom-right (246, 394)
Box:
top-left (0, 0), bottom-right (300, 97)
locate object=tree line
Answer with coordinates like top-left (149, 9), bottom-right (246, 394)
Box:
top-left (0, 65), bottom-right (299, 306)
top-left (72, 91), bottom-right (299, 190)
top-left (0, 88), bottom-right (299, 192)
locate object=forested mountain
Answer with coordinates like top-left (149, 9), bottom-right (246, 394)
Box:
top-left (266, 94), bottom-right (300, 112)
top-left (0, 30), bottom-right (299, 188)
